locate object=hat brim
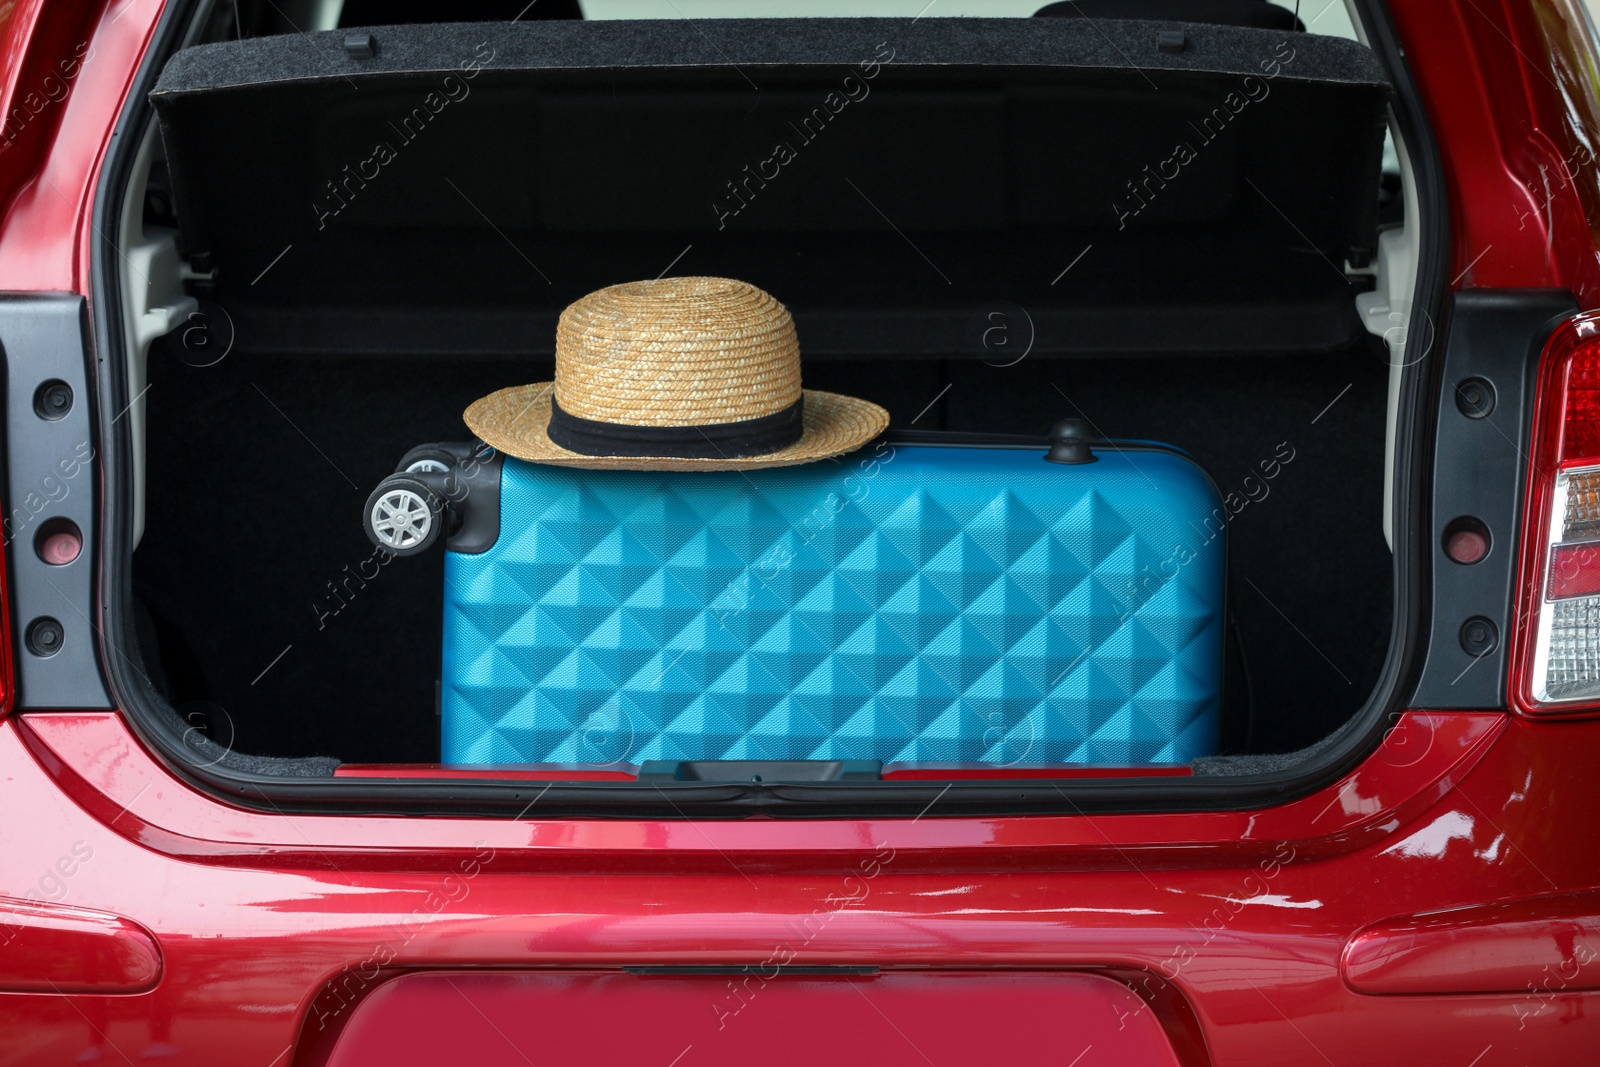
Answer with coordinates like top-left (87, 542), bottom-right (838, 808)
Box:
top-left (464, 384), bottom-right (890, 471)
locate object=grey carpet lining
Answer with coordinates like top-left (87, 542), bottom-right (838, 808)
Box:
top-left (152, 18), bottom-right (1386, 96)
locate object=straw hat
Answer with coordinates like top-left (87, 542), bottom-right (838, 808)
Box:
top-left (465, 277), bottom-right (889, 471)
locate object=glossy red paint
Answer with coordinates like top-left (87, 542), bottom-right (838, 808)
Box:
top-left (9, 709), bottom-right (1600, 1064)
top-left (0, 897), bottom-right (161, 994)
top-left (0, 0), bottom-right (151, 293)
top-left (331, 763), bottom-right (639, 780)
top-left (331, 763), bottom-right (1193, 781)
top-left (1387, 0), bottom-right (1600, 303)
top-left (320, 971), bottom-right (1185, 1067)
top-left (1343, 887), bottom-right (1600, 995)
top-left (0, 0), bottom-right (105, 272)
top-left (0, 2), bottom-right (1596, 1065)
top-left (16, 710), bottom-right (1500, 869)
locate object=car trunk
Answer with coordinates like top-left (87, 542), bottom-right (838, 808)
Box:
top-left (126, 17), bottom-right (1395, 781)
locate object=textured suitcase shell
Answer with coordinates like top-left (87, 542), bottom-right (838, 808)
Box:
top-left (441, 436), bottom-right (1225, 766)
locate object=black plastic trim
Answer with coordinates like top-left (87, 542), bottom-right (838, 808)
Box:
top-left (1409, 290), bottom-right (1577, 708)
top-left (637, 760), bottom-right (884, 783)
top-left (394, 441), bottom-right (505, 555)
top-left (87, 0), bottom-right (1433, 819)
top-left (0, 295), bottom-right (111, 709)
top-left (445, 448), bottom-right (504, 555)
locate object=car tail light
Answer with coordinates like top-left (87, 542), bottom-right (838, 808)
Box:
top-left (1515, 313), bottom-right (1600, 713)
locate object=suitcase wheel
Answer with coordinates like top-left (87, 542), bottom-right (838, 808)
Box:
top-left (365, 475), bottom-right (443, 556)
top-left (396, 444), bottom-right (457, 475)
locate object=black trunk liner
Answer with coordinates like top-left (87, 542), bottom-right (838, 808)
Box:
top-left (135, 345), bottom-right (1390, 762)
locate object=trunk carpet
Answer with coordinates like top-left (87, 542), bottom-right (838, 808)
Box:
top-left (135, 345), bottom-right (1390, 762)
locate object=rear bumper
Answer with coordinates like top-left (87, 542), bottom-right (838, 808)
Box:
top-left (3, 708), bottom-right (1598, 1063)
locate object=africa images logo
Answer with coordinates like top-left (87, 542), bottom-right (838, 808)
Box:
top-left (1110, 39), bottom-right (1297, 230)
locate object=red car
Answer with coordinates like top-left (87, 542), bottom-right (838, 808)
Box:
top-left (2, 0), bottom-right (1600, 1063)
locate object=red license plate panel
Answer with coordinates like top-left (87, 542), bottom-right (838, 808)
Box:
top-left (325, 970), bottom-right (1183, 1066)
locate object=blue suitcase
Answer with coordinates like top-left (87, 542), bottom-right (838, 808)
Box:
top-left (366, 428), bottom-right (1226, 769)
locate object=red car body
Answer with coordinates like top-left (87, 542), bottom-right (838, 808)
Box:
top-left (3, 1), bottom-right (1600, 1064)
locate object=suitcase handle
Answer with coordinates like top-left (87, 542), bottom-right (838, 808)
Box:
top-left (1045, 418), bottom-right (1098, 465)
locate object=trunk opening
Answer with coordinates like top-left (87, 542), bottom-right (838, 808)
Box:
top-left (94, 5), bottom-right (1421, 810)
